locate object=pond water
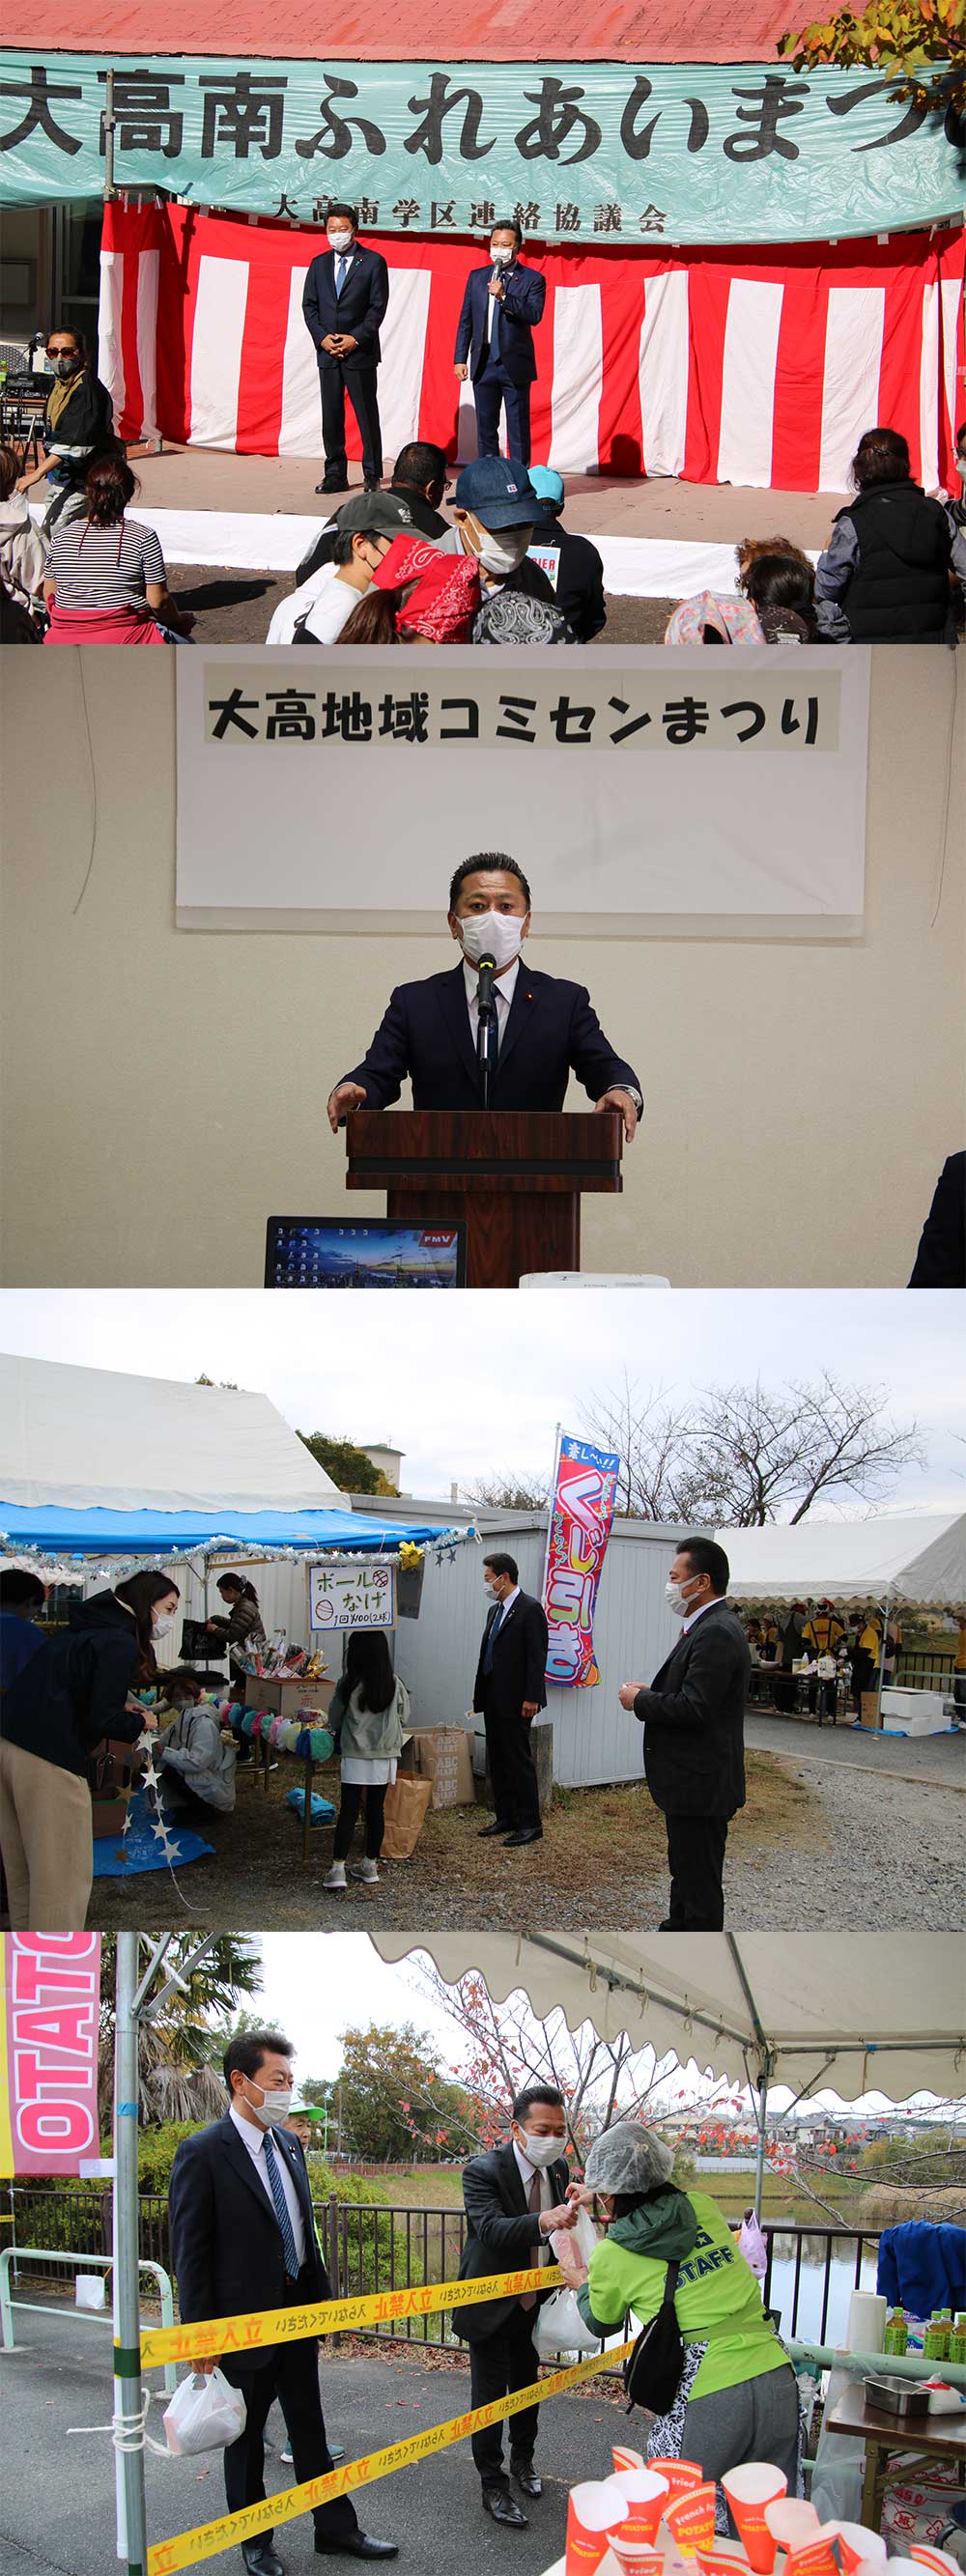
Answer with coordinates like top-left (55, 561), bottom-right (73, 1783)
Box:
top-left (766, 2232), bottom-right (880, 2345)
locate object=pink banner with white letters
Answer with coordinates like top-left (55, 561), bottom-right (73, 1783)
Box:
top-left (0, 1934), bottom-right (102, 2176)
top-left (543, 1433), bottom-right (619, 1689)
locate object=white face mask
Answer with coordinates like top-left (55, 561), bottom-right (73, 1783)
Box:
top-left (460, 908), bottom-right (526, 972)
top-left (469, 519), bottom-right (532, 577)
top-left (665, 1574), bottom-right (701, 1620)
top-left (328, 232), bottom-right (354, 253)
top-left (153, 1612), bottom-right (175, 1637)
top-left (243, 2077), bottom-right (294, 2128)
top-left (518, 2130), bottom-right (565, 2168)
top-left (490, 243), bottom-right (515, 267)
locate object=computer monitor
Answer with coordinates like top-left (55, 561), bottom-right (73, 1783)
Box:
top-left (265, 1217), bottom-right (467, 1288)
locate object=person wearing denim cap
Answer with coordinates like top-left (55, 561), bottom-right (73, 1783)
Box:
top-left (437, 456), bottom-right (565, 621)
top-left (526, 466), bottom-right (607, 641)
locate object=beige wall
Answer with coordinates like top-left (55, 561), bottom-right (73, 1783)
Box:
top-left (1, 647), bottom-right (962, 1288)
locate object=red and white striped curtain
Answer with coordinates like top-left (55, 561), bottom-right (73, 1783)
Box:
top-left (100, 199), bottom-right (964, 495)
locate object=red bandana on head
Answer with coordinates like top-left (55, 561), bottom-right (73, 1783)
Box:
top-left (371, 536), bottom-right (482, 640)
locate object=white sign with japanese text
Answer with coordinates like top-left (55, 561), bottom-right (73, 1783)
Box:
top-left (308, 1560), bottom-right (396, 1631)
top-left (176, 645), bottom-right (869, 938)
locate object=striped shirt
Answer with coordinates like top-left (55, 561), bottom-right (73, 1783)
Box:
top-left (48, 515), bottom-right (167, 612)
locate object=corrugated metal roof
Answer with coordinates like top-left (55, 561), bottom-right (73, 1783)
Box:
top-left (22, 1), bottom-right (793, 58)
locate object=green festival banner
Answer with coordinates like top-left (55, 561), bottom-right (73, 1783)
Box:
top-left (0, 51), bottom-right (960, 241)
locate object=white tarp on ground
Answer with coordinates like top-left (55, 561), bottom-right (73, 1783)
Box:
top-left (372, 1933), bottom-right (966, 2100)
top-left (716, 1512), bottom-right (966, 1605)
top-left (0, 1350), bottom-right (340, 1513)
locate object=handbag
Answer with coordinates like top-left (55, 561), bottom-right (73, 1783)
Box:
top-left (622, 2257), bottom-right (683, 2414)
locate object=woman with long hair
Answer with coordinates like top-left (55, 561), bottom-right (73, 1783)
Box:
top-left (205, 1571), bottom-right (267, 1707)
top-left (324, 1628), bottom-right (410, 1893)
top-left (43, 454), bottom-right (194, 645)
top-left (340, 535), bottom-right (481, 643)
top-left (0, 1570), bottom-right (179, 1929)
top-left (0, 442), bottom-right (49, 621)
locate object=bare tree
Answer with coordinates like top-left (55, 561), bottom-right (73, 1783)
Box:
top-left (579, 1369), bottom-right (922, 1527)
top-left (460, 1474), bottom-right (551, 1511)
top-left (412, 1960), bottom-right (693, 2160)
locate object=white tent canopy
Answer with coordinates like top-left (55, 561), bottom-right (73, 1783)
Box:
top-left (0, 1350), bottom-right (340, 1514)
top-left (716, 1512), bottom-right (966, 1605)
top-left (372, 1934), bottom-right (965, 2103)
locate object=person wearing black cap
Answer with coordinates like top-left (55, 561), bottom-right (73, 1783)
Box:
top-left (454, 219), bottom-right (546, 467)
top-left (266, 489), bottom-right (414, 645)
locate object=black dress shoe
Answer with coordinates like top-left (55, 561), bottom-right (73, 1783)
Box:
top-left (511, 2461), bottom-right (542, 2498)
top-left (502, 1827), bottom-right (543, 1847)
top-left (478, 1820), bottom-right (512, 1838)
top-left (482, 2488), bottom-right (528, 2529)
top-left (314, 2540), bottom-right (399, 2561)
top-left (316, 477), bottom-right (349, 494)
top-left (242, 2545), bottom-right (284, 2576)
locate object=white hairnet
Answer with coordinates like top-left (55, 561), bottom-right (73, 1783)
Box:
top-left (583, 2120), bottom-right (675, 2196)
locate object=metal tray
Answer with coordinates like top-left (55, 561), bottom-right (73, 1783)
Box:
top-left (864, 2374), bottom-right (931, 2420)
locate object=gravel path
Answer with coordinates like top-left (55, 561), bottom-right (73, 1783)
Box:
top-left (87, 1742), bottom-right (964, 1936)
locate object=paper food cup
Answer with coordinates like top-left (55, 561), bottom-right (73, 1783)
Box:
top-left (613, 2445), bottom-right (647, 2477)
top-left (783, 2541), bottom-right (844, 2576)
top-left (607, 2469), bottom-right (670, 2543)
top-left (817, 2526), bottom-right (886, 2574)
top-left (566, 2481), bottom-right (630, 2574)
top-left (609, 2543), bottom-right (665, 2576)
top-left (720, 2464), bottom-right (787, 2572)
top-left (664, 2484), bottom-right (719, 2557)
top-left (765, 2502), bottom-right (822, 2554)
top-left (697, 2554), bottom-right (752, 2576)
top-left (909, 2552), bottom-right (963, 2576)
top-left (649, 2457), bottom-right (706, 2498)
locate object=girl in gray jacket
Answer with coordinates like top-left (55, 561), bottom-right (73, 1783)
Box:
top-left (324, 1630), bottom-right (410, 1892)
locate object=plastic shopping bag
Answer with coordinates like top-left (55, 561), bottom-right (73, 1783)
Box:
top-left (163, 2367), bottom-right (247, 2455)
top-left (531, 2284), bottom-right (603, 2358)
top-left (737, 2211), bottom-right (769, 2281)
top-left (810, 2367), bottom-right (864, 2524)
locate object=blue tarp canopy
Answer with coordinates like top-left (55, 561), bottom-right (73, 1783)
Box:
top-left (0, 1504), bottom-right (452, 1556)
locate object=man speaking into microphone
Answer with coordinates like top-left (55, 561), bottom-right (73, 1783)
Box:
top-left (327, 857), bottom-right (641, 1132)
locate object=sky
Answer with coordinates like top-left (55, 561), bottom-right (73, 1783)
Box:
top-left (1, 1287), bottom-right (964, 1515)
top-left (254, 1936), bottom-right (950, 2120)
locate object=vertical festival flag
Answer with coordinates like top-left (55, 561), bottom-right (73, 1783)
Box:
top-left (543, 1432), bottom-right (620, 1688)
top-left (0, 1935), bottom-right (102, 2177)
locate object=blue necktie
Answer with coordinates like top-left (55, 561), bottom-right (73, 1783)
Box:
top-left (263, 2130), bottom-right (300, 2279)
top-left (335, 255), bottom-right (348, 299)
top-left (483, 1601), bottom-right (504, 1674)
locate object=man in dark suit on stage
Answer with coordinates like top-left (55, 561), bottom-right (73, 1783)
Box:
top-left (302, 205), bottom-right (389, 496)
top-left (168, 2029), bottom-right (397, 2571)
top-left (327, 857), bottom-right (641, 1137)
top-left (908, 1150), bottom-right (965, 1288)
top-left (454, 2084), bottom-right (577, 2528)
top-left (471, 1551), bottom-right (549, 1847)
top-left (619, 1536), bottom-right (750, 1934)
top-left (454, 218), bottom-right (546, 467)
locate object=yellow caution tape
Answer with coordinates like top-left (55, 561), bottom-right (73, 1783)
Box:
top-left (139, 2264), bottom-right (564, 2369)
top-left (147, 2332), bottom-right (638, 2576)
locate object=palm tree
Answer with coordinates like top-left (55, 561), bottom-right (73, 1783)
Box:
top-left (97, 1936), bottom-right (263, 2130)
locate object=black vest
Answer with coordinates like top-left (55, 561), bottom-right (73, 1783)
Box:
top-left (836, 482), bottom-right (953, 642)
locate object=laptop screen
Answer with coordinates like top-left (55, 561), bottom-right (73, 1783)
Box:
top-left (265, 1218), bottom-right (467, 1288)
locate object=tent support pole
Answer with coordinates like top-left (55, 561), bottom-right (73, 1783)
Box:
top-left (753, 2051), bottom-right (774, 2221)
top-left (113, 1934), bottom-right (148, 2576)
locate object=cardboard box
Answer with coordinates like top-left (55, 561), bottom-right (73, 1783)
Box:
top-left (245, 1677), bottom-right (332, 1714)
top-left (401, 1726), bottom-right (475, 1809)
top-left (859, 1691), bottom-right (883, 1730)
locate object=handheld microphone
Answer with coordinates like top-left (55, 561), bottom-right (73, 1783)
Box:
top-left (491, 264), bottom-right (502, 295)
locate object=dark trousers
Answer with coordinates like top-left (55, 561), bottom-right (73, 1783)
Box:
top-left (469, 2307), bottom-right (540, 2488)
top-left (482, 1698), bottom-right (541, 1833)
top-left (320, 362), bottom-right (383, 483)
top-left (663, 1813), bottom-right (728, 1932)
top-left (332, 1780), bottom-right (386, 1861)
top-left (224, 2321), bottom-right (358, 2541)
top-left (474, 367), bottom-right (532, 466)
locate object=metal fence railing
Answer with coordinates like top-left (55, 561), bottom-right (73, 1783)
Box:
top-left (8, 2188), bottom-right (881, 2356)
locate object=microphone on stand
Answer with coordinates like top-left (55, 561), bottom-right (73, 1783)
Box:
top-left (475, 950), bottom-right (497, 1109)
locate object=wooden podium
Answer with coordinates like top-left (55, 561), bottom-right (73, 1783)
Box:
top-left (344, 1110), bottom-right (623, 1288)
